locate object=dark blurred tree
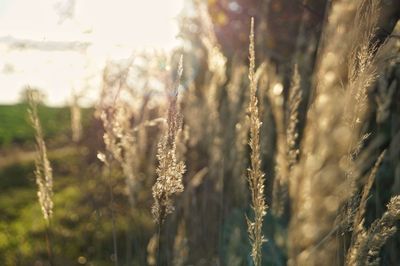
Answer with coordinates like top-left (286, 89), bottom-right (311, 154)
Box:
top-left (206, 0), bottom-right (328, 65)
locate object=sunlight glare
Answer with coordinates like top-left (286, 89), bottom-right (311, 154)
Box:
top-left (0, 0), bottom-right (184, 105)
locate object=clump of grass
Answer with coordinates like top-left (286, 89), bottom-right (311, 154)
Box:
top-left (346, 151), bottom-right (385, 265)
top-left (98, 101), bottom-right (141, 206)
top-left (152, 56), bottom-right (186, 225)
top-left (11, 1), bottom-right (400, 265)
top-left (288, 0), bottom-right (387, 264)
top-left (271, 65), bottom-right (302, 217)
top-left (246, 17), bottom-right (267, 266)
top-left (347, 195), bottom-right (400, 266)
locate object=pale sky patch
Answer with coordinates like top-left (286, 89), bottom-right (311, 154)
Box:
top-left (0, 0), bottom-right (183, 106)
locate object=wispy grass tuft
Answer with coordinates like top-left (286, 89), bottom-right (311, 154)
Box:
top-left (246, 17), bottom-right (267, 266)
top-left (27, 89), bottom-right (55, 265)
top-left (347, 195), bottom-right (400, 266)
top-left (152, 55), bottom-right (186, 225)
top-left (28, 90), bottom-right (54, 222)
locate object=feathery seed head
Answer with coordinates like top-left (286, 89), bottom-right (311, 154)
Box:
top-left (152, 56), bottom-right (186, 224)
top-left (28, 90), bottom-right (54, 222)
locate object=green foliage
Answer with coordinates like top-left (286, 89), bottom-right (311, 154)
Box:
top-left (0, 162), bottom-right (34, 191)
top-left (0, 149), bottom-right (154, 265)
top-left (0, 104), bottom-right (92, 147)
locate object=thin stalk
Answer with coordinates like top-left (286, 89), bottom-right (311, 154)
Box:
top-left (44, 221), bottom-right (54, 266)
top-left (108, 165), bottom-right (118, 266)
top-left (156, 222), bottom-right (163, 266)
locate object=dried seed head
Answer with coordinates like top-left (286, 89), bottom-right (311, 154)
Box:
top-left (28, 90), bottom-right (54, 221)
top-left (152, 56), bottom-right (186, 224)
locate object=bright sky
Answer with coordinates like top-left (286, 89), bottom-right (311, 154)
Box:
top-left (0, 0), bottom-right (184, 106)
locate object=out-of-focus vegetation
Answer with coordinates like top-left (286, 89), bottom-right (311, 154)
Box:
top-left (0, 104), bottom-right (92, 147)
top-left (1, 0), bottom-right (400, 266)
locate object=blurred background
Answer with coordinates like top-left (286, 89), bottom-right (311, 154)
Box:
top-left (0, 0), bottom-right (183, 106)
top-left (0, 0), bottom-right (399, 265)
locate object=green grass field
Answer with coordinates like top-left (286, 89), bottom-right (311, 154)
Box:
top-left (0, 104), bottom-right (92, 147)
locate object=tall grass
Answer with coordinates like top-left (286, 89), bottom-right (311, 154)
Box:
top-left (246, 17), bottom-right (267, 266)
top-left (152, 56), bottom-right (185, 225)
top-left (12, 1), bottom-right (400, 265)
top-left (27, 89), bottom-right (55, 265)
